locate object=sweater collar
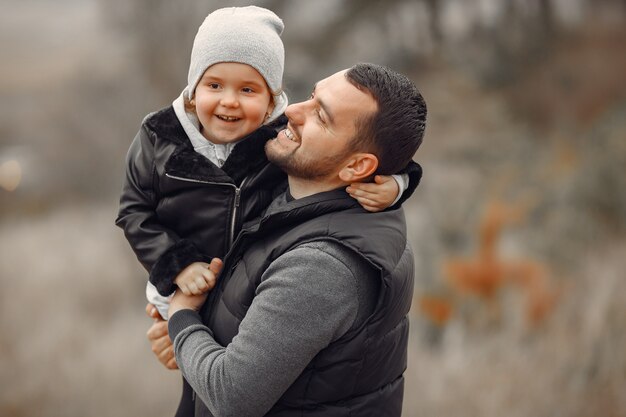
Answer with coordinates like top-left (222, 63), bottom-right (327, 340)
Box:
top-left (257, 188), bottom-right (362, 230)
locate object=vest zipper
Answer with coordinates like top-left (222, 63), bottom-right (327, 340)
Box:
top-left (229, 177), bottom-right (247, 247)
top-left (165, 173), bottom-right (248, 407)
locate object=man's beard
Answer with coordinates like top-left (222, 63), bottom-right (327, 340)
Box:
top-left (265, 139), bottom-right (347, 180)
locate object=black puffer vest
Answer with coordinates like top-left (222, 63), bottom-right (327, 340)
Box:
top-left (199, 189), bottom-right (414, 417)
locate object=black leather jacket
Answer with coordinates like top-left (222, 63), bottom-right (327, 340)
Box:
top-left (115, 106), bottom-right (287, 295)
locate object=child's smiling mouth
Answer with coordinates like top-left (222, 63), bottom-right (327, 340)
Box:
top-left (216, 115), bottom-right (241, 122)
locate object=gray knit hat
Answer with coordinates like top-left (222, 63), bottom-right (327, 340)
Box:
top-left (186, 6), bottom-right (287, 123)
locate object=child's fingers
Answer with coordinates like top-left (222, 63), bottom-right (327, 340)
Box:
top-left (194, 275), bottom-right (209, 292)
top-left (374, 175), bottom-right (393, 184)
top-left (347, 188), bottom-right (378, 202)
top-left (355, 195), bottom-right (383, 209)
top-left (188, 282), bottom-right (201, 295)
top-left (347, 183), bottom-right (381, 195)
top-left (362, 204), bottom-right (384, 213)
top-left (202, 270), bottom-right (217, 289)
top-left (179, 285), bottom-right (191, 296)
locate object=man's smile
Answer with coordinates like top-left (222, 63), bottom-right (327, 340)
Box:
top-left (272, 128), bottom-right (300, 153)
top-left (284, 128), bottom-right (295, 141)
top-left (278, 126), bottom-right (300, 144)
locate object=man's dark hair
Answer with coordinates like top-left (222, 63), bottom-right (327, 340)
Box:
top-left (345, 63), bottom-right (427, 175)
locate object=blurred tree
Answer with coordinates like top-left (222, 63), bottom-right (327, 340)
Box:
top-left (538, 0), bottom-right (556, 36)
top-left (424, 0), bottom-right (442, 45)
top-left (98, 0), bottom-right (626, 98)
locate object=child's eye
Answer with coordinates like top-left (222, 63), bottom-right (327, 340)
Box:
top-left (208, 83), bottom-right (220, 89)
top-left (242, 87), bottom-right (255, 93)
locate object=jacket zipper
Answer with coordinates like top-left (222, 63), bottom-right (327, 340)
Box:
top-left (165, 173), bottom-right (247, 247)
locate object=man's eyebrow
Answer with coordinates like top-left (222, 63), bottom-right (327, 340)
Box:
top-left (312, 83), bottom-right (335, 125)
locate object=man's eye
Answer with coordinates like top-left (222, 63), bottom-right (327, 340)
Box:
top-left (316, 109), bottom-right (325, 123)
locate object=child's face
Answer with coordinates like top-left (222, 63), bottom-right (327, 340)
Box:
top-left (193, 62), bottom-right (274, 145)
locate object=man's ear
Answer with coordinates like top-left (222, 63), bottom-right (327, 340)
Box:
top-left (338, 153), bottom-right (379, 183)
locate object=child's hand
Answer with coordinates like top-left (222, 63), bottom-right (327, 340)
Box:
top-left (170, 259), bottom-right (224, 317)
top-left (346, 175), bottom-right (399, 212)
top-left (174, 259), bottom-right (223, 296)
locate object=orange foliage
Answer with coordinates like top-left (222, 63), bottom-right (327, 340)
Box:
top-left (418, 295), bottom-right (454, 326)
top-left (441, 200), bottom-right (558, 326)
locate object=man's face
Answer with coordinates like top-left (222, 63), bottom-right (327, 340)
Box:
top-left (265, 70), bottom-right (377, 180)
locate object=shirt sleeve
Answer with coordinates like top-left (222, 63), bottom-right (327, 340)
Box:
top-left (169, 243), bottom-right (360, 417)
top-left (390, 173), bottom-right (409, 206)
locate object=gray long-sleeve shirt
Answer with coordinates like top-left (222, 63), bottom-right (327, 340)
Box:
top-left (168, 240), bottom-right (379, 417)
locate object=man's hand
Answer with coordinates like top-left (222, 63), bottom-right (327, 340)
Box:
top-left (346, 175), bottom-right (400, 212)
top-left (169, 258), bottom-right (224, 318)
top-left (146, 303), bottom-right (178, 370)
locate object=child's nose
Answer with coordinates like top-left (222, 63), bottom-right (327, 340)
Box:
top-left (220, 90), bottom-right (240, 108)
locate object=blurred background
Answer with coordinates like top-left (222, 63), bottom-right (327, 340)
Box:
top-left (1, 0), bottom-right (625, 416)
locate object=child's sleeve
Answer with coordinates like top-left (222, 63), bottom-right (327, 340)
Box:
top-left (389, 160), bottom-right (423, 209)
top-left (390, 174), bottom-right (408, 206)
top-left (115, 124), bottom-right (208, 296)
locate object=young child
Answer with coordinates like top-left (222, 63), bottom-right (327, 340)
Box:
top-left (116, 6), bottom-right (414, 320)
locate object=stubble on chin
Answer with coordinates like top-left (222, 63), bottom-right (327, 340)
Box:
top-left (265, 139), bottom-right (346, 180)
top-left (265, 138), bottom-right (298, 175)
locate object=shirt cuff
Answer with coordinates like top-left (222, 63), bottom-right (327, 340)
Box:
top-left (168, 309), bottom-right (206, 341)
top-left (391, 174), bottom-right (408, 206)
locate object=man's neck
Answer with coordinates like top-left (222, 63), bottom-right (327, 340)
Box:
top-left (287, 176), bottom-right (344, 199)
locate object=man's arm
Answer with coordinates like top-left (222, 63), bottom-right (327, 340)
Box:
top-left (168, 242), bottom-right (361, 417)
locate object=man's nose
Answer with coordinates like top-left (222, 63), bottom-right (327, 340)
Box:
top-left (285, 101), bottom-right (305, 124)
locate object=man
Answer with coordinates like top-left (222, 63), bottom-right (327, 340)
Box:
top-left (147, 63), bottom-right (427, 417)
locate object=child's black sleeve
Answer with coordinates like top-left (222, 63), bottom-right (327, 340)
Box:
top-left (115, 124), bottom-right (208, 296)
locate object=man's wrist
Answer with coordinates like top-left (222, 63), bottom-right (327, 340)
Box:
top-left (168, 309), bottom-right (205, 341)
top-left (168, 290), bottom-right (208, 317)
top-left (168, 304), bottom-right (192, 318)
